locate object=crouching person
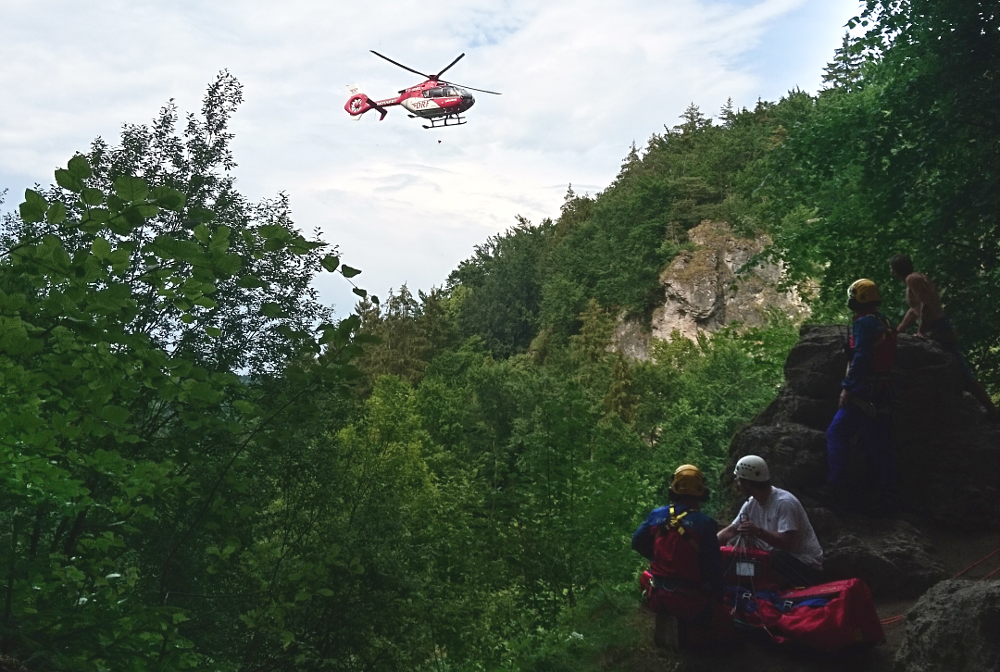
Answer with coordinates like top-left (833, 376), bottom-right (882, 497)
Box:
top-left (633, 464), bottom-right (739, 652)
top-left (718, 455), bottom-right (824, 587)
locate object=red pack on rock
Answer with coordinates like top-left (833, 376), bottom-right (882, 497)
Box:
top-left (726, 578), bottom-right (884, 651)
top-left (720, 546), bottom-right (779, 590)
top-left (770, 578), bottom-right (884, 651)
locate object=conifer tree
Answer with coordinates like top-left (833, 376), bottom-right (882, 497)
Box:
top-left (822, 32), bottom-right (865, 91)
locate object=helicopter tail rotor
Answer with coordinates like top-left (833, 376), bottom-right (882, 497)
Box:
top-left (344, 89), bottom-right (388, 121)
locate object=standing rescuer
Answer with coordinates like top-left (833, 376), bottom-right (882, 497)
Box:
top-left (824, 278), bottom-right (899, 511)
top-left (632, 465), bottom-right (739, 651)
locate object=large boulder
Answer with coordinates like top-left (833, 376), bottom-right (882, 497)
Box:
top-left (814, 514), bottom-right (946, 598)
top-left (893, 579), bottom-right (1000, 672)
top-left (723, 324), bottom-right (998, 598)
top-left (725, 324), bottom-right (998, 527)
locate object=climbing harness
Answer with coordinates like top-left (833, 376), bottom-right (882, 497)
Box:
top-left (643, 505), bottom-right (704, 599)
top-left (668, 505), bottom-right (688, 534)
top-left (844, 313), bottom-right (897, 371)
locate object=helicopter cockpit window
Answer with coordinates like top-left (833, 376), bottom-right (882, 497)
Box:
top-left (425, 87), bottom-right (445, 98)
top-left (443, 87), bottom-right (460, 97)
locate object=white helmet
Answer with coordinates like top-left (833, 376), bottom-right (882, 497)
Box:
top-left (734, 455), bottom-right (770, 482)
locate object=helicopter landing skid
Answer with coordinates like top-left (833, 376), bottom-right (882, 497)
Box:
top-left (422, 114), bottom-right (466, 130)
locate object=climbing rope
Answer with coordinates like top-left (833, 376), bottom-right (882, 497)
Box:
top-left (952, 548), bottom-right (998, 579)
top-left (879, 547), bottom-right (1000, 626)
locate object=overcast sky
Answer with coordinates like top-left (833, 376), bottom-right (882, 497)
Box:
top-left (1, 0), bottom-right (861, 315)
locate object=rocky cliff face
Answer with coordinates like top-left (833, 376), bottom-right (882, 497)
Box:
top-left (724, 324), bottom-right (999, 598)
top-left (613, 220), bottom-right (809, 359)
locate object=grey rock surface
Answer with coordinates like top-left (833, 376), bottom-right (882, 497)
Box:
top-left (818, 516), bottom-right (946, 598)
top-left (893, 579), bottom-right (1000, 672)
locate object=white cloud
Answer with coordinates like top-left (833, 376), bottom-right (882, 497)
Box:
top-left (0, 0), bottom-right (861, 314)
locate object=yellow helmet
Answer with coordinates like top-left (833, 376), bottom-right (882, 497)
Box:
top-left (670, 464), bottom-right (707, 497)
top-left (848, 278), bottom-right (881, 305)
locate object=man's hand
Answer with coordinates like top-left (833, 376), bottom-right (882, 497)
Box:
top-left (839, 389), bottom-right (850, 409)
top-left (736, 520), bottom-right (762, 538)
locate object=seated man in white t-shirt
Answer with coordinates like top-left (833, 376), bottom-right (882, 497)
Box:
top-left (717, 455), bottom-right (824, 587)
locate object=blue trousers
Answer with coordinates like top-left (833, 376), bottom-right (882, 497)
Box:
top-left (825, 403), bottom-right (896, 493)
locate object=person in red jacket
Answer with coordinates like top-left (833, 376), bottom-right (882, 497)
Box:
top-left (633, 464), bottom-right (739, 651)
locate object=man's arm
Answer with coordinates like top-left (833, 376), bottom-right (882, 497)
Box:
top-left (905, 275), bottom-right (936, 335)
top-left (842, 317), bottom-right (878, 393)
top-left (717, 523), bottom-right (738, 545)
top-left (631, 512), bottom-right (657, 560)
top-left (897, 276), bottom-right (921, 332)
top-left (734, 520), bottom-right (801, 552)
top-left (897, 308), bottom-right (918, 333)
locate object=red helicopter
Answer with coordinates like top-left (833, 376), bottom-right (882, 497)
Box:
top-left (345, 51), bottom-right (501, 129)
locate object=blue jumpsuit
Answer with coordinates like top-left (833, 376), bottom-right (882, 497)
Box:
top-left (825, 312), bottom-right (897, 494)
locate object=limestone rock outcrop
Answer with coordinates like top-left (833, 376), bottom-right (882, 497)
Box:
top-left (612, 221), bottom-right (809, 360)
top-left (892, 579), bottom-right (999, 672)
top-left (653, 221), bottom-right (808, 339)
top-left (724, 324), bottom-right (998, 598)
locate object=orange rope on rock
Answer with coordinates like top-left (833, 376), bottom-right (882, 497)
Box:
top-left (952, 548), bottom-right (999, 579)
top-left (877, 547), bottom-right (1000, 627)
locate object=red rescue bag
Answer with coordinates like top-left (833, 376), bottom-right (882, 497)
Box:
top-left (725, 578), bottom-right (884, 651)
top-left (771, 579), bottom-right (884, 651)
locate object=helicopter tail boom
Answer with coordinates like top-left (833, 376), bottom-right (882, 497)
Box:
top-left (344, 89), bottom-right (389, 121)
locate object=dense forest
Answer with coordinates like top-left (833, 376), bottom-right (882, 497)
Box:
top-left (0, 0), bottom-right (995, 669)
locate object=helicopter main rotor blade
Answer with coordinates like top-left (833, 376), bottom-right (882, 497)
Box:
top-left (435, 53), bottom-right (465, 79)
top-left (370, 50), bottom-right (431, 79)
top-left (443, 81), bottom-right (502, 95)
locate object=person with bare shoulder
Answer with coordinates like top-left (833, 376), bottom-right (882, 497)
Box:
top-left (889, 254), bottom-right (998, 422)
